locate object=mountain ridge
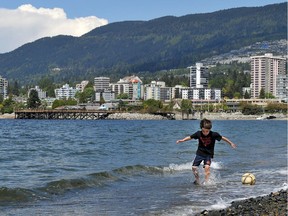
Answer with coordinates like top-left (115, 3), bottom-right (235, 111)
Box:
top-left (0, 2), bottom-right (286, 85)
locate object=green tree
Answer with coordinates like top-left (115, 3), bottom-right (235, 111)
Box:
top-left (142, 99), bottom-right (163, 113)
top-left (265, 93), bottom-right (275, 99)
top-left (1, 96), bottom-right (14, 113)
top-left (180, 99), bottom-right (192, 111)
top-left (233, 92), bottom-right (241, 99)
top-left (9, 81), bottom-right (20, 96)
top-left (27, 89), bottom-right (41, 108)
top-left (117, 93), bottom-right (129, 99)
top-left (38, 76), bottom-right (56, 97)
top-left (244, 90), bottom-right (250, 99)
top-left (0, 94), bottom-right (3, 103)
top-left (259, 88), bottom-right (265, 99)
top-left (100, 94), bottom-right (105, 105)
top-left (76, 87), bottom-right (95, 103)
top-left (241, 104), bottom-right (263, 115)
top-left (52, 99), bottom-right (77, 109)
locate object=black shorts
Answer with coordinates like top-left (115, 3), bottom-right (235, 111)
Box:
top-left (192, 154), bottom-right (211, 167)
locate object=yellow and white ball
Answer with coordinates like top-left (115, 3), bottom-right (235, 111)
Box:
top-left (241, 173), bottom-right (256, 185)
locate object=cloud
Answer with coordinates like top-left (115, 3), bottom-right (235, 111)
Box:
top-left (0, 4), bottom-right (108, 53)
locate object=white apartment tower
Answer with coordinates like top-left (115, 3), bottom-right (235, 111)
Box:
top-left (251, 53), bottom-right (286, 98)
top-left (54, 84), bottom-right (79, 99)
top-left (189, 63), bottom-right (209, 88)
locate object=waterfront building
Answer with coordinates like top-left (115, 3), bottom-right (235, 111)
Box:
top-left (0, 76), bottom-right (8, 99)
top-left (110, 75), bottom-right (143, 100)
top-left (276, 74), bottom-right (288, 102)
top-left (188, 63), bottom-right (209, 88)
top-left (251, 53), bottom-right (286, 98)
top-left (174, 85), bottom-right (184, 99)
top-left (159, 87), bottom-right (173, 101)
top-left (76, 80), bottom-right (89, 92)
top-left (94, 77), bottom-right (110, 92)
top-left (95, 90), bottom-right (115, 102)
top-left (54, 84), bottom-right (79, 99)
top-left (181, 88), bottom-right (221, 100)
top-left (144, 81), bottom-right (164, 100)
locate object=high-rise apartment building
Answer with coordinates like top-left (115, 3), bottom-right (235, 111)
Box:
top-left (188, 63), bottom-right (209, 88)
top-left (276, 74), bottom-right (288, 101)
top-left (94, 77), bottom-right (110, 92)
top-left (251, 53), bottom-right (286, 98)
top-left (110, 75), bottom-right (143, 100)
top-left (0, 76), bottom-right (8, 99)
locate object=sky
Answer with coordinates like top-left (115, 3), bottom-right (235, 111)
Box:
top-left (0, 0), bottom-right (285, 54)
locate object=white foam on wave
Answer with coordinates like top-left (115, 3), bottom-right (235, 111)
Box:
top-left (275, 169), bottom-right (288, 175)
top-left (211, 161), bottom-right (224, 170)
top-left (258, 168), bottom-right (288, 176)
top-left (210, 198), bottom-right (229, 210)
top-left (164, 162), bottom-right (192, 172)
top-left (164, 161), bottom-right (224, 172)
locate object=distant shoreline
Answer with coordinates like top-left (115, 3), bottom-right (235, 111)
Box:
top-left (1, 112), bottom-right (287, 121)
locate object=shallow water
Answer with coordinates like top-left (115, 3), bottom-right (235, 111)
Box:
top-left (0, 119), bottom-right (287, 215)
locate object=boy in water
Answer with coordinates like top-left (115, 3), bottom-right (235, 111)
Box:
top-left (176, 118), bottom-right (237, 185)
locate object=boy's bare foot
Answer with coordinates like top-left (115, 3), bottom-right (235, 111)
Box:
top-left (193, 180), bottom-right (201, 185)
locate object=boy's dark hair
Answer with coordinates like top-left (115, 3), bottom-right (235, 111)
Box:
top-left (200, 118), bottom-right (212, 129)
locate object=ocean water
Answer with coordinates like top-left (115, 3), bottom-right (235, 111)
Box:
top-left (0, 119), bottom-right (287, 216)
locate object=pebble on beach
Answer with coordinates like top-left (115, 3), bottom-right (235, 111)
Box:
top-left (196, 189), bottom-right (287, 216)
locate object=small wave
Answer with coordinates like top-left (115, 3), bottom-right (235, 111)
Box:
top-left (0, 187), bottom-right (39, 204)
top-left (39, 164), bottom-right (165, 195)
top-left (0, 164), bottom-right (165, 205)
top-left (113, 164), bottom-right (163, 175)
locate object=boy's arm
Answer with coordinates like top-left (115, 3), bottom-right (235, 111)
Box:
top-left (176, 136), bottom-right (192, 144)
top-left (222, 136), bottom-right (237, 148)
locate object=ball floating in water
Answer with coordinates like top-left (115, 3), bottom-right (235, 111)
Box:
top-left (241, 173), bottom-right (256, 185)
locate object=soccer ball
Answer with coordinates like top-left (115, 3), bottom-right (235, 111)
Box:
top-left (241, 173), bottom-right (256, 185)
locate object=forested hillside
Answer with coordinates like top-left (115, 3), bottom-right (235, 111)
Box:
top-left (0, 3), bottom-right (286, 85)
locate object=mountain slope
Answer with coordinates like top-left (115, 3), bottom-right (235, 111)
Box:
top-left (0, 3), bottom-right (286, 84)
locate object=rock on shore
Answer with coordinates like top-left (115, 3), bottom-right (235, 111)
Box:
top-left (196, 189), bottom-right (287, 216)
top-left (0, 113), bottom-right (15, 119)
top-left (107, 112), bottom-right (287, 121)
top-left (107, 112), bottom-right (165, 120)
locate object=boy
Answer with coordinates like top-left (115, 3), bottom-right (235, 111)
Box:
top-left (176, 118), bottom-right (236, 185)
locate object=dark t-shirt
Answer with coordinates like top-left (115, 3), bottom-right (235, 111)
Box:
top-left (190, 131), bottom-right (222, 158)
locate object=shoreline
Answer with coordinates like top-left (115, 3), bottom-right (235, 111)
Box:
top-left (195, 189), bottom-right (287, 216)
top-left (0, 112), bottom-right (287, 120)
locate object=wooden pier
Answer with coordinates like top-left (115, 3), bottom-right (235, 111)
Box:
top-left (14, 109), bottom-right (175, 120)
top-left (15, 109), bottom-right (113, 120)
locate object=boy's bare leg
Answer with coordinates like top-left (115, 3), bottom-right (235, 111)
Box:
top-left (204, 165), bottom-right (210, 183)
top-left (192, 166), bottom-right (200, 184)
